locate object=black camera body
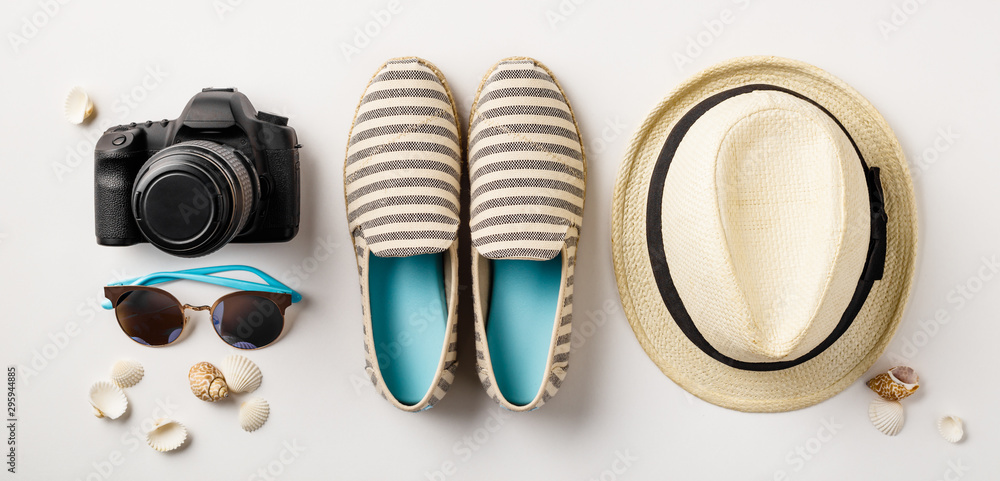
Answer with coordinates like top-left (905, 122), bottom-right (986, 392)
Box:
top-left (95, 88), bottom-right (300, 257)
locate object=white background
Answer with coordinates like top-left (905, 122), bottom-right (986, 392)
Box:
top-left (1, 0), bottom-right (996, 479)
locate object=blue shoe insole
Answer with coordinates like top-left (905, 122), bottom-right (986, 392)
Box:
top-left (369, 253), bottom-right (448, 406)
top-left (486, 254), bottom-right (562, 406)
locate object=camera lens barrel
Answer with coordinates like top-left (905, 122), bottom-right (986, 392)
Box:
top-left (131, 140), bottom-right (258, 257)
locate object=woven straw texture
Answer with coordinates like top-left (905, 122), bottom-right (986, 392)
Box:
top-left (663, 90), bottom-right (870, 363)
top-left (611, 56), bottom-right (917, 412)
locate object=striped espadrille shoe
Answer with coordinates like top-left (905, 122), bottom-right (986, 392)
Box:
top-left (468, 57), bottom-right (586, 411)
top-left (344, 57), bottom-right (461, 412)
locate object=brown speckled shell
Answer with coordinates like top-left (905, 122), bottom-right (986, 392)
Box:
top-left (867, 367), bottom-right (919, 401)
top-left (188, 362), bottom-right (229, 402)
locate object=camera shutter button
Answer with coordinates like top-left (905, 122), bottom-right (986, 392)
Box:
top-left (112, 135), bottom-right (127, 146)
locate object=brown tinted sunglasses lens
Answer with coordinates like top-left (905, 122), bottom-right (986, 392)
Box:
top-left (114, 289), bottom-right (184, 346)
top-left (212, 295), bottom-right (283, 349)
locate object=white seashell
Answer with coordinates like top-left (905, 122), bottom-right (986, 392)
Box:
top-left (868, 397), bottom-right (905, 436)
top-left (145, 418), bottom-right (187, 452)
top-left (89, 381), bottom-right (127, 420)
top-left (110, 359), bottom-right (144, 388)
top-left (64, 86), bottom-right (95, 124)
top-left (239, 397), bottom-right (270, 432)
top-left (937, 415), bottom-right (964, 443)
top-left (220, 354), bottom-right (263, 394)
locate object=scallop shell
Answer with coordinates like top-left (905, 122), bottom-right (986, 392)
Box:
top-left (220, 354), bottom-right (262, 394)
top-left (110, 359), bottom-right (144, 388)
top-left (869, 397), bottom-right (905, 436)
top-left (64, 86), bottom-right (95, 124)
top-left (867, 366), bottom-right (919, 401)
top-left (89, 381), bottom-right (127, 419)
top-left (188, 362), bottom-right (229, 402)
top-left (239, 397), bottom-right (270, 432)
top-left (145, 418), bottom-right (187, 452)
top-left (937, 415), bottom-right (964, 443)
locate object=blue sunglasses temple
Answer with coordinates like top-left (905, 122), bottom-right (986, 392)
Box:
top-left (101, 265), bottom-right (302, 309)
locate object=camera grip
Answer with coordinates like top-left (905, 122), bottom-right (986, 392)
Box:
top-left (94, 151), bottom-right (142, 245)
top-left (262, 149), bottom-right (300, 235)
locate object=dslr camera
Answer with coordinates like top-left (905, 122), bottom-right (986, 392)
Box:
top-left (94, 88), bottom-right (300, 257)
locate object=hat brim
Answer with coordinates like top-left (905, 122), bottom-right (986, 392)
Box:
top-left (611, 56), bottom-right (918, 412)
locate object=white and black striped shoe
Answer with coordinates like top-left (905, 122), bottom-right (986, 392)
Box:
top-left (344, 57), bottom-right (461, 412)
top-left (468, 57), bottom-right (586, 411)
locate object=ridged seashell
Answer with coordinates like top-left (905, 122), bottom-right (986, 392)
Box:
top-left (110, 359), bottom-right (144, 388)
top-left (89, 381), bottom-right (127, 419)
top-left (937, 415), bottom-right (964, 443)
top-left (64, 86), bottom-right (95, 124)
top-left (145, 418), bottom-right (187, 452)
top-left (220, 354), bottom-right (262, 394)
top-left (188, 362), bottom-right (229, 402)
top-left (867, 366), bottom-right (919, 401)
top-left (239, 397), bottom-right (270, 432)
top-left (869, 397), bottom-right (905, 436)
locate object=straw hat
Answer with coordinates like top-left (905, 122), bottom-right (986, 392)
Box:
top-left (611, 56), bottom-right (917, 412)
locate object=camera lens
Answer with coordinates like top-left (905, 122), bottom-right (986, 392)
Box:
top-left (131, 140), bottom-right (258, 257)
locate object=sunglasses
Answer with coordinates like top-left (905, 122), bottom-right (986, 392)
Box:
top-left (102, 265), bottom-right (302, 349)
